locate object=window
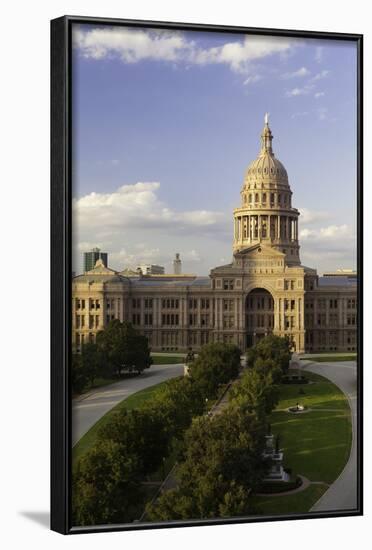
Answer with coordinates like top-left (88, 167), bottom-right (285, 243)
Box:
top-left (162, 298), bottom-right (179, 309)
top-left (132, 313), bottom-right (140, 325)
top-left (270, 193), bottom-right (275, 204)
top-left (317, 313), bottom-right (326, 326)
top-left (223, 315), bottom-right (234, 329)
top-left (189, 313), bottom-right (197, 326)
top-left (201, 314), bottom-right (209, 326)
top-left (223, 279), bottom-right (234, 290)
top-left (201, 298), bottom-right (210, 309)
top-left (347, 299), bottom-right (356, 309)
top-left (329, 313), bottom-right (338, 327)
top-left (132, 298), bottom-right (141, 309)
top-left (329, 299), bottom-right (338, 309)
top-left (144, 313), bottom-right (153, 325)
top-left (162, 314), bottom-right (179, 326)
top-left (262, 193), bottom-right (267, 203)
top-left (347, 314), bottom-right (356, 326)
top-left (189, 298), bottom-right (198, 309)
top-left (255, 193), bottom-right (259, 202)
top-left (144, 298), bottom-right (153, 309)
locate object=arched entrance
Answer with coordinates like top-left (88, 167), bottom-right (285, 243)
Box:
top-left (245, 288), bottom-right (274, 348)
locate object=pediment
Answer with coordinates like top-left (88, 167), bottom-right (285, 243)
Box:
top-left (234, 244), bottom-right (285, 260)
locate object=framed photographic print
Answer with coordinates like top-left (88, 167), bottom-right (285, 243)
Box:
top-left (51, 15), bottom-right (363, 534)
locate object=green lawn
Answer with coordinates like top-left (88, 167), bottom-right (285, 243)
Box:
top-left (72, 380), bottom-right (171, 466)
top-left (251, 484), bottom-right (328, 516)
top-left (253, 371), bottom-right (352, 515)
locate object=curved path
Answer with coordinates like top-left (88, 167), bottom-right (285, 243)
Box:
top-left (72, 363), bottom-right (184, 446)
top-left (298, 359), bottom-right (358, 512)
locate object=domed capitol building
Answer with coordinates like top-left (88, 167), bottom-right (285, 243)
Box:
top-left (72, 117), bottom-right (357, 354)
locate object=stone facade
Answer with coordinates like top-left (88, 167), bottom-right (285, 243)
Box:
top-left (72, 119), bottom-right (357, 354)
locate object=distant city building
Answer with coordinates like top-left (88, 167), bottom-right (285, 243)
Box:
top-left (173, 253), bottom-right (182, 275)
top-left (72, 119), bottom-right (357, 354)
top-left (84, 247), bottom-right (108, 272)
top-left (136, 264), bottom-right (165, 275)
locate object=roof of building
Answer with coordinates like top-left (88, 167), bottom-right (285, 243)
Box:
top-left (73, 259), bottom-right (130, 285)
top-left (318, 276), bottom-right (357, 288)
top-left (130, 276), bottom-right (211, 288)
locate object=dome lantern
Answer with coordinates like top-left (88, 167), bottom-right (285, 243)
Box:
top-left (261, 113), bottom-right (274, 155)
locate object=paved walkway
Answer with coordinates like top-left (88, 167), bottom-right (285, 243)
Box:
top-left (72, 363), bottom-right (184, 446)
top-left (297, 359), bottom-right (358, 512)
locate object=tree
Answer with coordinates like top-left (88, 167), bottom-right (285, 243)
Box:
top-left (72, 440), bottom-right (142, 526)
top-left (252, 357), bottom-right (282, 383)
top-left (71, 353), bottom-right (88, 394)
top-left (96, 320), bottom-right (152, 377)
top-left (188, 342), bottom-right (241, 399)
top-left (148, 408), bottom-right (267, 521)
top-left (97, 406), bottom-right (171, 476)
top-left (229, 367), bottom-right (279, 417)
top-left (151, 377), bottom-right (205, 439)
top-left (246, 335), bottom-right (291, 376)
top-left (80, 342), bottom-right (104, 386)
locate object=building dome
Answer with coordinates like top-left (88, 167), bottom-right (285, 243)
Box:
top-left (243, 115), bottom-right (289, 188)
top-left (245, 154), bottom-right (288, 184)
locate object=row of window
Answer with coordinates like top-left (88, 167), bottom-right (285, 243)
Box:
top-left (246, 297), bottom-right (274, 310)
top-left (305, 331), bottom-right (356, 346)
top-left (75, 314), bottom-right (100, 329)
top-left (246, 314), bottom-right (274, 329)
top-left (306, 299), bottom-right (357, 310)
top-left (243, 192), bottom-right (290, 206)
top-left (75, 298), bottom-right (100, 310)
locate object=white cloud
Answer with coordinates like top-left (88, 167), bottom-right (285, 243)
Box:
top-left (298, 208), bottom-right (329, 223)
top-left (282, 66), bottom-right (310, 78)
top-left (299, 224), bottom-right (352, 240)
top-left (314, 91), bottom-right (325, 99)
top-left (74, 26), bottom-right (298, 75)
top-left (299, 223), bottom-right (356, 271)
top-left (310, 69), bottom-right (330, 82)
top-left (73, 181), bottom-right (224, 232)
top-left (285, 84), bottom-right (314, 97)
top-left (243, 74), bottom-right (262, 85)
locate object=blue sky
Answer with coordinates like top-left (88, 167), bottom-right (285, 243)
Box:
top-left (72, 25), bottom-right (357, 275)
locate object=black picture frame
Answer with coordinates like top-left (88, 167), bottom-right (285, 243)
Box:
top-left (51, 15), bottom-right (363, 535)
